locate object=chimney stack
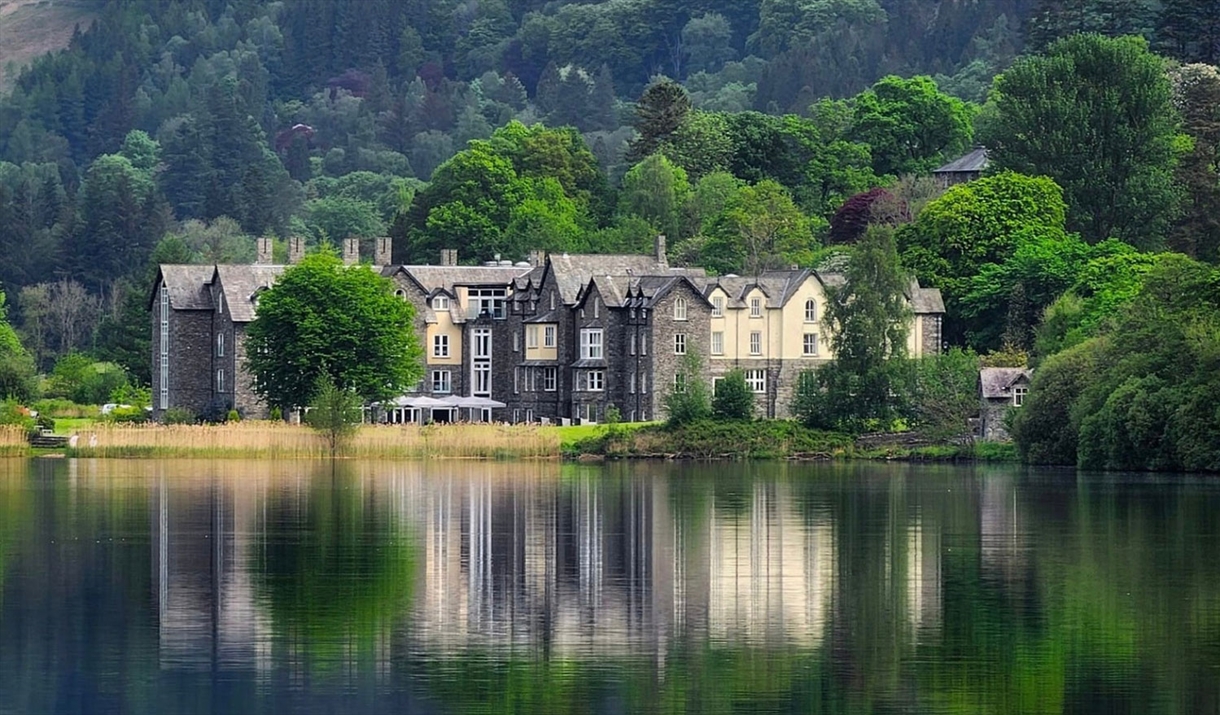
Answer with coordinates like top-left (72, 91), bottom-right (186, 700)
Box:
top-left (255, 237), bottom-right (273, 264)
top-left (655, 234), bottom-right (667, 267)
top-left (374, 237), bottom-right (392, 267)
top-left (343, 237), bottom-right (360, 265)
top-left (440, 248), bottom-right (458, 266)
top-left (288, 236), bottom-right (305, 264)
top-left (528, 249), bottom-right (545, 267)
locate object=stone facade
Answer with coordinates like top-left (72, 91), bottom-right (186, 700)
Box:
top-left (979, 367), bottom-right (1031, 441)
top-left (151, 242), bottom-right (948, 425)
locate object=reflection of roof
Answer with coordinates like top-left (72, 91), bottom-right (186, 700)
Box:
top-left (980, 367), bottom-right (1032, 399)
top-left (213, 264), bottom-right (285, 323)
top-left (154, 265), bottom-right (216, 310)
top-left (934, 146), bottom-right (989, 174)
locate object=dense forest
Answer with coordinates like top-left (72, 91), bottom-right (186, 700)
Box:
top-left (0, 0), bottom-right (1219, 465)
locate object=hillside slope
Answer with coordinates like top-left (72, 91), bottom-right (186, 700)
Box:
top-left (0, 0), bottom-right (98, 89)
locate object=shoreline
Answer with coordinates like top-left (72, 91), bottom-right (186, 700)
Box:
top-left (3, 421), bottom-right (1019, 464)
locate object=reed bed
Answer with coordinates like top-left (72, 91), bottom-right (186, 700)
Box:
top-left (0, 425), bottom-right (29, 457)
top-left (61, 422), bottom-right (562, 460)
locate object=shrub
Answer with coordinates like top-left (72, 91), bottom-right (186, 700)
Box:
top-left (664, 351), bottom-right (711, 427)
top-left (711, 369), bottom-right (754, 420)
top-left (163, 407), bottom-right (196, 425)
top-left (0, 399), bottom-right (34, 431)
top-left (49, 353), bottom-right (130, 405)
top-left (227, 409), bottom-right (241, 422)
top-left (107, 406), bottom-right (148, 424)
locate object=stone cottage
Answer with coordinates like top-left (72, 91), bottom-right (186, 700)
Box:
top-left (978, 367), bottom-right (1032, 441)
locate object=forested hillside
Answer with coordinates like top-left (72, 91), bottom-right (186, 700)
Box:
top-left (0, 0), bottom-right (1217, 406)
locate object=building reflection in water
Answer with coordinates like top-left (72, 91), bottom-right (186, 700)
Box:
top-left (147, 462), bottom-right (947, 672)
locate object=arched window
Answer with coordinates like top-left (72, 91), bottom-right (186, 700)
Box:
top-left (394, 289), bottom-right (406, 300)
top-left (216, 332), bottom-right (225, 357)
top-left (804, 299), bottom-right (817, 323)
top-left (674, 297), bottom-right (687, 321)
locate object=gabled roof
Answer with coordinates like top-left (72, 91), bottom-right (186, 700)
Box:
top-left (980, 367), bottom-right (1032, 399)
top-left (544, 253), bottom-right (672, 304)
top-left (909, 284), bottom-right (945, 314)
top-left (390, 264), bottom-right (530, 294)
top-left (212, 264), bottom-right (286, 323)
top-left (150, 265), bottom-right (216, 311)
top-left (934, 146), bottom-right (989, 174)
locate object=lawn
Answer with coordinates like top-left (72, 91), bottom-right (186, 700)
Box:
top-left (52, 417), bottom-right (97, 434)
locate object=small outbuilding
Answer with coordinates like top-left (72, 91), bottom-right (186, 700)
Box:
top-left (979, 367), bottom-right (1032, 441)
top-left (933, 146), bottom-right (989, 188)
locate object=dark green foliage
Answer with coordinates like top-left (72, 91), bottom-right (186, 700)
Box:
top-left (795, 226), bottom-right (911, 432)
top-left (979, 34), bottom-right (1182, 248)
top-left (848, 75), bottom-right (975, 177)
top-left (48, 353), bottom-right (130, 406)
top-left (1013, 255), bottom-right (1220, 470)
top-left (0, 292), bottom-right (38, 403)
top-left (628, 79), bottom-right (691, 163)
top-left (1166, 64), bottom-right (1220, 261)
top-left (664, 351), bottom-right (712, 426)
top-left (711, 369), bottom-right (754, 421)
top-left (246, 249), bottom-right (424, 410)
top-left (910, 348), bottom-right (981, 443)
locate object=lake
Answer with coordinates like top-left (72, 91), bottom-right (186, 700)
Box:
top-left (0, 458), bottom-right (1217, 714)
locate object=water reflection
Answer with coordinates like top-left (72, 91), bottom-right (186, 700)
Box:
top-left (1, 459), bottom-right (1218, 714)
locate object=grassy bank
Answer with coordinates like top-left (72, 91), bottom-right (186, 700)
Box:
top-left (56, 422), bottom-right (560, 459)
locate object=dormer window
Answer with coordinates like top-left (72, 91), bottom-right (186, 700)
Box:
top-left (750, 297), bottom-right (761, 317)
top-left (805, 299), bottom-right (817, 323)
top-left (674, 298), bottom-right (687, 321)
top-left (432, 296), bottom-right (450, 311)
top-left (711, 296), bottom-right (724, 317)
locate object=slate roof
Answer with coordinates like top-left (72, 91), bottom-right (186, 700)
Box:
top-left (705, 270), bottom-right (814, 308)
top-left (908, 282), bottom-right (945, 314)
top-left (934, 146), bottom-right (989, 174)
top-left (153, 265), bottom-right (216, 311)
top-left (396, 265), bottom-right (531, 293)
top-left (980, 367), bottom-right (1032, 399)
top-left (546, 253), bottom-right (671, 304)
top-left (213, 264), bottom-right (286, 323)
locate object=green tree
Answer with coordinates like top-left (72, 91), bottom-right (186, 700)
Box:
top-left (1156, 0), bottom-right (1220, 63)
top-left (305, 375), bottom-right (364, 458)
top-left (69, 153), bottom-right (167, 291)
top-left (978, 34), bottom-right (1182, 247)
top-left (899, 171), bottom-right (1068, 347)
top-left (246, 249), bottom-right (423, 411)
top-left (0, 291), bottom-right (38, 402)
top-left (910, 348), bottom-right (980, 443)
top-left (849, 75), bottom-right (975, 177)
top-left (618, 154), bottom-right (690, 241)
top-left (304, 195), bottom-right (387, 243)
top-left (795, 226), bottom-right (912, 432)
top-left (712, 369), bottom-right (754, 420)
top-left (664, 350), bottom-right (711, 426)
top-left (703, 180), bottom-right (818, 276)
top-left (1166, 64), bottom-right (1220, 261)
top-left (628, 78), bottom-right (691, 163)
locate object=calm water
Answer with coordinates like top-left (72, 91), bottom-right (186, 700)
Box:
top-left (0, 459), bottom-right (1218, 714)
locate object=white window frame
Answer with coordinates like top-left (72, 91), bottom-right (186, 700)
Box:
top-left (216, 332), bottom-right (225, 358)
top-left (580, 329), bottom-right (604, 359)
top-left (629, 372), bottom-right (636, 393)
top-left (433, 295), bottom-right (450, 311)
top-left (750, 331), bottom-right (762, 355)
top-left (217, 368), bottom-right (225, 394)
top-left (674, 333), bottom-right (686, 355)
top-left (587, 370), bottom-right (604, 391)
top-left (159, 284), bottom-right (169, 409)
top-left (711, 331), bottom-right (724, 355)
top-left (641, 334), bottom-right (648, 356)
top-left (750, 297), bottom-right (761, 317)
top-left (543, 367), bottom-right (557, 392)
top-left (804, 299), bottom-right (817, 323)
top-left (593, 297), bottom-right (600, 318)
top-left (674, 298), bottom-right (687, 321)
top-left (544, 325), bottom-right (556, 348)
top-left (745, 369), bottom-right (766, 394)
top-left (513, 331), bottom-right (520, 352)
top-left (711, 296), bottom-right (724, 317)
top-left (803, 333), bottom-right (818, 356)
top-left (527, 325), bottom-right (539, 349)
top-left (433, 334), bottom-right (450, 358)
top-left (1013, 385), bottom-right (1028, 407)
top-left (473, 328), bottom-right (492, 358)
top-left (673, 372), bottom-right (686, 393)
top-left (630, 333), bottom-right (637, 355)
top-left (473, 362), bottom-right (491, 395)
top-left (432, 369), bottom-right (452, 394)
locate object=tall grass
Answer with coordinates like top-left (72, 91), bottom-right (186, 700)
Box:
top-left (61, 422), bottom-right (561, 459)
top-left (0, 425), bottom-right (28, 457)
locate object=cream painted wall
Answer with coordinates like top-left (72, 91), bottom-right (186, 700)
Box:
top-left (427, 311), bottom-right (463, 365)
top-left (524, 323), bottom-right (558, 361)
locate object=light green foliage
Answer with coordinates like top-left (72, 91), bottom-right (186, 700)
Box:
top-left (0, 291), bottom-right (37, 402)
top-left (164, 217), bottom-right (256, 264)
top-left (305, 375), bottom-right (364, 458)
top-left (48, 353), bottom-right (129, 406)
top-left (712, 369), bottom-right (755, 421)
top-left (304, 195), bottom-right (387, 243)
top-left (979, 34), bottom-right (1182, 247)
top-left (664, 351), bottom-right (712, 426)
top-left (1014, 254), bottom-right (1220, 470)
top-left (703, 180), bottom-right (818, 275)
top-left (119, 130), bottom-right (161, 173)
top-left (910, 348), bottom-right (980, 442)
top-left (848, 75), bottom-right (975, 177)
top-left (618, 154), bottom-right (690, 241)
top-left (795, 226), bottom-right (911, 432)
top-left (899, 171), bottom-right (1068, 348)
top-left (246, 249), bottom-right (423, 410)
